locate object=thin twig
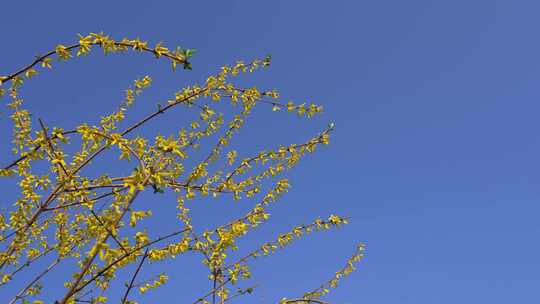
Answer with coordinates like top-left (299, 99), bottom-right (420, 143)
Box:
top-left (0, 39), bottom-right (188, 85)
top-left (192, 277), bottom-right (232, 304)
top-left (282, 299), bottom-right (331, 304)
top-left (89, 210), bottom-right (128, 254)
top-left (121, 248), bottom-right (149, 304)
top-left (223, 284), bottom-right (258, 303)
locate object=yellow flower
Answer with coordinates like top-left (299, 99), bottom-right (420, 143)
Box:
top-left (77, 34), bottom-right (93, 56)
top-left (25, 68), bottom-right (38, 79)
top-left (153, 42), bottom-right (169, 58)
top-left (55, 44), bottom-right (71, 60)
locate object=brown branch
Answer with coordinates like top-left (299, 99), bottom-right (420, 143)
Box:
top-left (2, 145), bottom-right (41, 170)
top-left (8, 256), bottom-right (63, 304)
top-left (192, 277), bottom-right (233, 304)
top-left (0, 39), bottom-right (188, 85)
top-left (223, 284), bottom-right (258, 303)
top-left (42, 188), bottom-right (126, 211)
top-left (120, 87), bottom-right (208, 136)
top-left (62, 183), bottom-right (125, 192)
top-left (282, 299), bottom-right (331, 304)
top-left (120, 248), bottom-right (149, 304)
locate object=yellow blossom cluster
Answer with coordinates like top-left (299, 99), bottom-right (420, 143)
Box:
top-left (139, 274), bottom-right (168, 294)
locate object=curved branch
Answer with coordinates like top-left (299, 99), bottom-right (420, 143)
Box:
top-left (0, 37), bottom-right (189, 85)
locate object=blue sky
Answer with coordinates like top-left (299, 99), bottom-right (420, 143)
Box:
top-left (1, 0), bottom-right (540, 303)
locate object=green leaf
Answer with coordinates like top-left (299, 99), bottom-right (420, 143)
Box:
top-left (184, 49), bottom-right (196, 58)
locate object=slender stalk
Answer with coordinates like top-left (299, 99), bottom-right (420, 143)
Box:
top-left (9, 256), bottom-right (63, 304)
top-left (1, 39), bottom-right (188, 85)
top-left (120, 248), bottom-right (149, 304)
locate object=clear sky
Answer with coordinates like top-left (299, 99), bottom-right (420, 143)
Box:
top-left (1, 1), bottom-right (539, 303)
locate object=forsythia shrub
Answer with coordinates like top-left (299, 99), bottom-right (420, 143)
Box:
top-left (0, 32), bottom-right (364, 304)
